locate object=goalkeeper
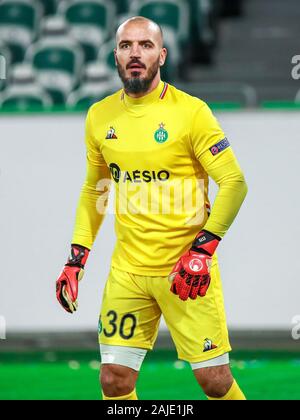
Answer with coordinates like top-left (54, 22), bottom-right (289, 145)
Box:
top-left (56, 16), bottom-right (248, 401)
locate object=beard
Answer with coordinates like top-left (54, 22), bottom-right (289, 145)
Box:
top-left (116, 57), bottom-right (161, 94)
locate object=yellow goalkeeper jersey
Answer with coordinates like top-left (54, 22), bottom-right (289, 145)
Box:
top-left (72, 80), bottom-right (247, 275)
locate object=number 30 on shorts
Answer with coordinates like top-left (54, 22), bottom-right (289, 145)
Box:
top-left (101, 310), bottom-right (137, 340)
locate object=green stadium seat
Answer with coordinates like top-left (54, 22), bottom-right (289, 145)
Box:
top-left (0, 63), bottom-right (53, 110)
top-left (130, 0), bottom-right (190, 43)
top-left (26, 16), bottom-right (85, 105)
top-left (67, 84), bottom-right (120, 110)
top-left (160, 27), bottom-right (180, 81)
top-left (79, 60), bottom-right (113, 84)
top-left (29, 42), bottom-right (84, 104)
top-left (67, 61), bottom-right (121, 110)
top-left (0, 43), bottom-right (11, 92)
top-left (59, 0), bottom-right (116, 62)
top-left (98, 40), bottom-right (117, 73)
top-left (112, 0), bottom-right (130, 16)
top-left (1, 95), bottom-right (49, 110)
top-left (188, 0), bottom-right (220, 64)
top-left (0, 0), bottom-right (42, 63)
top-left (37, 0), bottom-right (58, 16)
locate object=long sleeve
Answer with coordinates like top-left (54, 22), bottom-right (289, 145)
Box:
top-left (72, 108), bottom-right (111, 249)
top-left (190, 102), bottom-right (248, 238)
top-left (200, 147), bottom-right (248, 237)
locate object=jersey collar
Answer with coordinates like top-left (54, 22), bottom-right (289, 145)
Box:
top-left (122, 80), bottom-right (168, 110)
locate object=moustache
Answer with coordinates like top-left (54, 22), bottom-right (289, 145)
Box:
top-left (126, 60), bottom-right (146, 70)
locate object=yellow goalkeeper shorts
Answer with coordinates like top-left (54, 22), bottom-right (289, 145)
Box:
top-left (98, 256), bottom-right (231, 363)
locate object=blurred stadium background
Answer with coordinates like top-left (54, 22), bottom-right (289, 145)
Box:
top-left (1, 0), bottom-right (300, 400)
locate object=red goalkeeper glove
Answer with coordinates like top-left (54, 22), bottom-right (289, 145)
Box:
top-left (56, 244), bottom-right (90, 314)
top-left (169, 230), bottom-right (221, 301)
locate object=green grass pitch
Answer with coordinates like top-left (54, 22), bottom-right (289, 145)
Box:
top-left (0, 350), bottom-right (300, 400)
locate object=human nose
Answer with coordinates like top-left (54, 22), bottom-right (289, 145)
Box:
top-left (130, 43), bottom-right (142, 58)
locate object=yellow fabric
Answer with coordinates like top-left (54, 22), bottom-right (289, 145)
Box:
top-left (72, 110), bottom-right (111, 248)
top-left (102, 389), bottom-right (138, 400)
top-left (208, 380), bottom-right (246, 401)
top-left (99, 259), bottom-right (231, 363)
top-left (200, 148), bottom-right (248, 237)
top-left (72, 80), bottom-right (247, 275)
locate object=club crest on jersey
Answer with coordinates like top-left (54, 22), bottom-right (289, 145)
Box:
top-left (154, 123), bottom-right (169, 144)
top-left (203, 338), bottom-right (218, 352)
top-left (106, 127), bottom-right (118, 139)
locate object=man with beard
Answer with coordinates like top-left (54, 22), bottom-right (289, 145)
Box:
top-left (56, 16), bottom-right (248, 401)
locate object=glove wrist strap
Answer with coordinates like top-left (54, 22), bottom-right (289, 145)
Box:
top-left (66, 244), bottom-right (90, 268)
top-left (191, 230), bottom-right (221, 256)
